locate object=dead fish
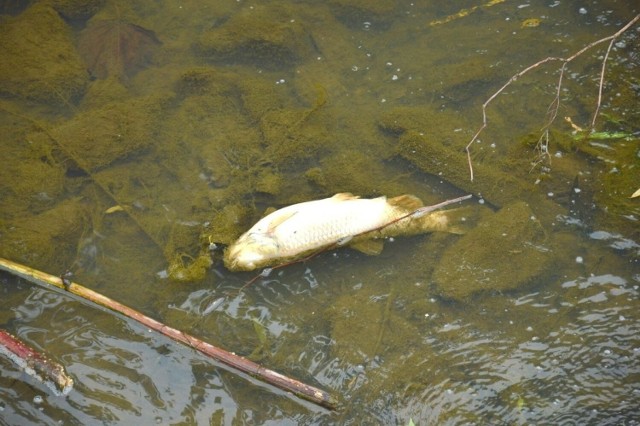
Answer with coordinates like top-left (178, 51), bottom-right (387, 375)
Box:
top-left (223, 193), bottom-right (471, 271)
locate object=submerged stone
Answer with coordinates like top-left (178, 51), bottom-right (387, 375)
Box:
top-left (41, 95), bottom-right (167, 172)
top-left (433, 201), bottom-right (551, 301)
top-left (0, 3), bottom-right (88, 105)
top-left (327, 289), bottom-right (421, 365)
top-left (329, 0), bottom-right (398, 30)
top-left (194, 5), bottom-right (313, 70)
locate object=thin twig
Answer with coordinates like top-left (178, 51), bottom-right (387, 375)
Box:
top-left (465, 13), bottom-right (640, 181)
top-left (592, 35), bottom-right (616, 129)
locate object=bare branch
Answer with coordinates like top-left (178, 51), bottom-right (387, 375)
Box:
top-left (465, 13), bottom-right (640, 181)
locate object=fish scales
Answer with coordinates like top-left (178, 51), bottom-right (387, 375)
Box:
top-left (273, 197), bottom-right (388, 254)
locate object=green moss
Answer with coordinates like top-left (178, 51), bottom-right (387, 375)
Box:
top-left (329, 0), bottom-right (397, 29)
top-left (396, 130), bottom-right (569, 226)
top-left (326, 286), bottom-right (421, 365)
top-left (304, 167), bottom-right (328, 188)
top-left (0, 3), bottom-right (88, 105)
top-left (166, 252), bottom-right (213, 283)
top-left (202, 204), bottom-right (254, 246)
top-left (194, 5), bottom-right (313, 70)
top-left (433, 202), bottom-right (552, 300)
top-left (46, 95), bottom-right (168, 172)
top-left (51, 0), bottom-right (105, 21)
top-left (255, 170), bottom-right (283, 195)
top-left (592, 141), bottom-right (640, 240)
top-left (0, 198), bottom-right (88, 274)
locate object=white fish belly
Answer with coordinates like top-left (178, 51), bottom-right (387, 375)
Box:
top-left (270, 197), bottom-right (390, 255)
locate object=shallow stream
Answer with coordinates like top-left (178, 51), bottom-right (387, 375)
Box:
top-left (1, 0), bottom-right (638, 424)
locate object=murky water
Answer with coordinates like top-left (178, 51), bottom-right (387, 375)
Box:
top-left (1, 0), bottom-right (638, 424)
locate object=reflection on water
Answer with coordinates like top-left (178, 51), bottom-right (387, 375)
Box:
top-left (1, 0), bottom-right (639, 424)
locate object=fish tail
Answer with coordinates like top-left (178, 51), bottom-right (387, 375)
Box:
top-left (414, 206), bottom-right (479, 235)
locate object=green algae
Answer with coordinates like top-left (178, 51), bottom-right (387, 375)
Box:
top-left (166, 252), bottom-right (213, 283)
top-left (433, 202), bottom-right (551, 301)
top-left (50, 0), bottom-right (105, 21)
top-left (202, 204), bottom-right (254, 246)
top-left (194, 4), bottom-right (314, 70)
top-left (328, 0), bottom-right (398, 29)
top-left (0, 198), bottom-right (88, 274)
top-left (0, 3), bottom-right (88, 106)
top-left (38, 95), bottom-right (169, 172)
top-left (326, 282), bottom-right (422, 365)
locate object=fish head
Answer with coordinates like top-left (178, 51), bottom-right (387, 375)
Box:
top-left (224, 232), bottom-right (280, 271)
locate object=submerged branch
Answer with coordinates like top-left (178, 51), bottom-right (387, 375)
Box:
top-left (0, 257), bottom-right (337, 410)
top-left (0, 329), bottom-right (74, 396)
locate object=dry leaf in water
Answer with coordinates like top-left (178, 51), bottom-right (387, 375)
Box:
top-left (78, 19), bottom-right (161, 79)
top-left (631, 188), bottom-right (640, 198)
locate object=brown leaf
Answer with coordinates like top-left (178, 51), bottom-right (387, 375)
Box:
top-left (78, 19), bottom-right (161, 79)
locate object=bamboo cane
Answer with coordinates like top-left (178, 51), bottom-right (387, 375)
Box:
top-left (0, 329), bottom-right (74, 396)
top-left (0, 257), bottom-right (337, 410)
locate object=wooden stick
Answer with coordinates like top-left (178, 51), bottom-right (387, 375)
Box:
top-left (0, 329), bottom-right (74, 396)
top-left (465, 13), bottom-right (640, 181)
top-left (0, 257), bottom-right (337, 410)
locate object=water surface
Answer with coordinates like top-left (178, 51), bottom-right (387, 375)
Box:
top-left (0, 0), bottom-right (638, 424)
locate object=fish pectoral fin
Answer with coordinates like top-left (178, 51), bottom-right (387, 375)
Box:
top-left (332, 192), bottom-right (359, 201)
top-left (349, 239), bottom-right (384, 256)
top-left (267, 210), bottom-right (297, 232)
top-left (388, 194), bottom-right (423, 211)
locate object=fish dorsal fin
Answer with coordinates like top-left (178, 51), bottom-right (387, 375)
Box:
top-left (262, 207), bottom-right (277, 217)
top-left (267, 210), bottom-right (297, 232)
top-left (388, 194), bottom-right (423, 211)
top-left (332, 192), bottom-right (359, 201)
top-left (350, 239), bottom-right (384, 256)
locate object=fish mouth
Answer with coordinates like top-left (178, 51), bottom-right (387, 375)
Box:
top-left (223, 243), bottom-right (250, 271)
top-left (224, 234), bottom-right (279, 271)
